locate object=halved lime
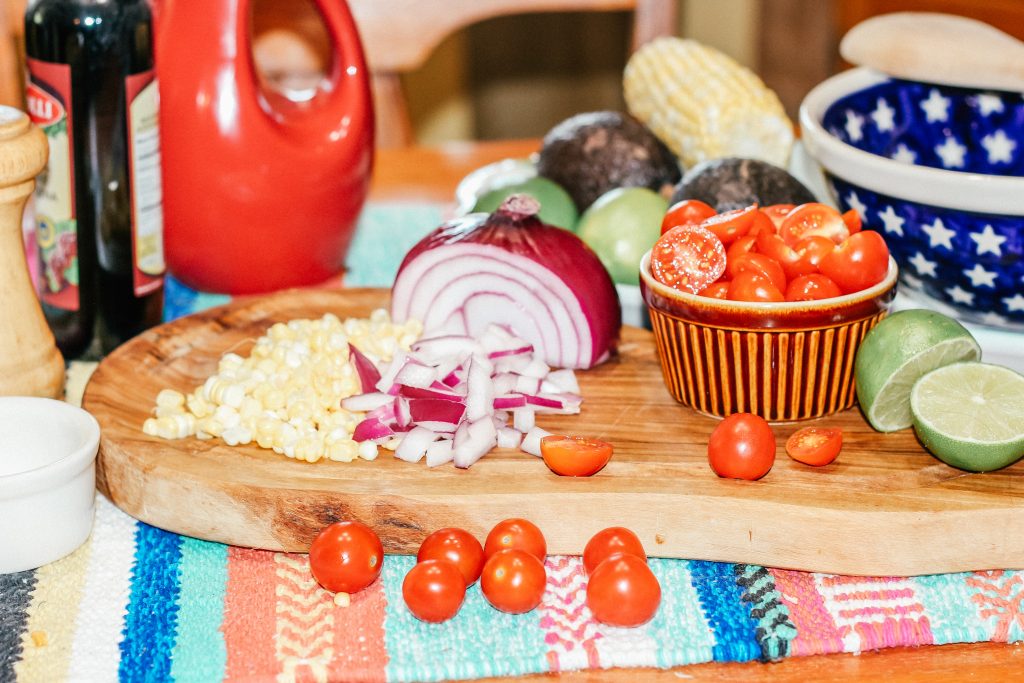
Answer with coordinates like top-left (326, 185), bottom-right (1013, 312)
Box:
top-left (910, 362), bottom-right (1024, 472)
top-left (855, 310), bottom-right (981, 432)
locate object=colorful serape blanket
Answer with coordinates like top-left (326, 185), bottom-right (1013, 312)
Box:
top-left (3, 202), bottom-right (1023, 682)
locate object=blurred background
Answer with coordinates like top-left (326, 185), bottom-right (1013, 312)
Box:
top-left (2, 0), bottom-right (1022, 146)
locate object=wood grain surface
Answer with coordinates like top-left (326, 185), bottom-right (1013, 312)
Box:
top-left (83, 288), bottom-right (1024, 576)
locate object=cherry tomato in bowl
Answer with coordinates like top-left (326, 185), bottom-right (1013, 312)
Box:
top-left (819, 230), bottom-right (891, 294)
top-left (417, 528), bottom-right (485, 586)
top-left (586, 554), bottom-right (661, 627)
top-left (309, 520), bottom-right (384, 594)
top-left (727, 252), bottom-right (787, 292)
top-left (583, 527), bottom-right (647, 575)
top-left (661, 199), bottom-right (717, 235)
top-left (481, 549), bottom-right (547, 614)
top-left (779, 203), bottom-right (850, 246)
top-left (484, 518), bottom-right (547, 562)
top-left (541, 435), bottom-right (613, 477)
top-left (707, 413), bottom-right (776, 480)
top-left (402, 559), bottom-right (467, 623)
top-left (786, 427), bottom-right (842, 466)
top-left (650, 225), bottom-right (727, 294)
top-left (727, 271), bottom-right (785, 303)
top-left (700, 205), bottom-right (759, 245)
top-left (785, 273), bottom-right (842, 301)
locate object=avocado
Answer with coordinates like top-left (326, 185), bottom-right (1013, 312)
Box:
top-left (536, 111), bottom-right (681, 213)
top-left (471, 177), bottom-right (579, 231)
top-left (670, 157), bottom-right (816, 212)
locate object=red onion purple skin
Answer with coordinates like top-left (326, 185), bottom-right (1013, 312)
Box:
top-left (395, 202), bottom-right (621, 367)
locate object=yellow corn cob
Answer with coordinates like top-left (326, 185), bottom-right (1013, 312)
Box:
top-left (624, 38), bottom-right (794, 169)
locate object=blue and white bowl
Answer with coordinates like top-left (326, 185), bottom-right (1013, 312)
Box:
top-left (800, 67), bottom-right (1024, 330)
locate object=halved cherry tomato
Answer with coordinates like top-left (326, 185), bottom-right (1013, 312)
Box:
top-left (819, 230), bottom-right (890, 294)
top-left (541, 435), bottom-right (613, 477)
top-left (761, 204), bottom-right (795, 229)
top-left (700, 205), bottom-right (759, 245)
top-left (583, 527), bottom-right (647, 575)
top-left (746, 209), bottom-right (776, 237)
top-left (586, 554), bottom-right (661, 627)
top-left (779, 203), bottom-right (850, 246)
top-left (402, 559), bottom-right (466, 623)
top-left (309, 521), bottom-right (384, 594)
top-left (727, 252), bottom-right (787, 292)
top-left (417, 528), bottom-right (485, 586)
top-left (785, 273), bottom-right (843, 301)
top-left (785, 427), bottom-right (842, 466)
top-left (650, 225), bottom-right (727, 294)
top-left (707, 413), bottom-right (776, 480)
top-left (481, 549), bottom-right (547, 614)
top-left (484, 518), bottom-right (547, 562)
top-left (661, 199), bottom-right (717, 235)
top-left (698, 281), bottom-right (730, 299)
top-left (841, 209), bottom-right (862, 234)
top-left (755, 231), bottom-right (805, 279)
top-left (726, 235), bottom-right (758, 265)
top-left (727, 271), bottom-right (785, 303)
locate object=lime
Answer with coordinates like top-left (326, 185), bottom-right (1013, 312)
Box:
top-left (855, 309), bottom-right (981, 432)
top-left (910, 362), bottom-right (1024, 472)
top-left (576, 187), bottom-right (668, 286)
top-left (472, 177), bottom-right (579, 231)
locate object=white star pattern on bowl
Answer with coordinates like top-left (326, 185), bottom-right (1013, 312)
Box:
top-left (890, 144), bottom-right (917, 164)
top-left (921, 218), bottom-right (956, 250)
top-left (845, 110), bottom-right (865, 142)
top-left (963, 263), bottom-right (999, 288)
top-left (871, 98), bottom-right (896, 132)
top-left (877, 205), bottom-right (905, 235)
top-left (969, 225), bottom-right (1007, 256)
top-left (920, 89), bottom-right (951, 122)
top-left (1005, 294), bottom-right (1024, 313)
top-left (946, 285), bottom-right (975, 305)
top-left (846, 191), bottom-right (867, 219)
top-left (909, 252), bottom-right (937, 277)
top-left (976, 93), bottom-right (1005, 116)
top-left (935, 136), bottom-right (968, 168)
top-left (981, 130), bottom-right (1017, 164)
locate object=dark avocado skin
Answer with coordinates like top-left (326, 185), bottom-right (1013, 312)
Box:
top-left (670, 157), bottom-right (817, 212)
top-left (536, 111), bottom-right (682, 213)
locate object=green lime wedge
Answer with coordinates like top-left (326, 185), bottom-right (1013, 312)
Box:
top-left (855, 309), bottom-right (981, 432)
top-left (910, 362), bottom-right (1024, 472)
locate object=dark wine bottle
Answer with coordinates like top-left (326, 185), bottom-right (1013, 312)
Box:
top-left (24, 0), bottom-right (164, 359)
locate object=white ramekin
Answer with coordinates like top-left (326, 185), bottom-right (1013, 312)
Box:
top-left (0, 397), bottom-right (100, 574)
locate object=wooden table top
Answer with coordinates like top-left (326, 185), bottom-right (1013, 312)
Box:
top-left (368, 138), bottom-right (1022, 682)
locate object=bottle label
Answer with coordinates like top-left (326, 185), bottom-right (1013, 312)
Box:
top-left (26, 58), bottom-right (79, 312)
top-left (125, 71), bottom-right (165, 296)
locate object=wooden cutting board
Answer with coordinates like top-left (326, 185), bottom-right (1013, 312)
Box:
top-left (83, 288), bottom-right (1024, 576)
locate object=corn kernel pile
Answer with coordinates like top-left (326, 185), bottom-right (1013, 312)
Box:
top-left (142, 310), bottom-right (422, 463)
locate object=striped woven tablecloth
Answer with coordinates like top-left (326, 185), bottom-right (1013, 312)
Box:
top-left (2, 202), bottom-right (1022, 682)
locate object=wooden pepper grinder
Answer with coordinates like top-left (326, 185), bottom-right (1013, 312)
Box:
top-left (0, 106), bottom-right (65, 398)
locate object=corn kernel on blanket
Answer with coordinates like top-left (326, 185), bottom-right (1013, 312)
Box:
top-left (3, 203), bottom-right (1023, 682)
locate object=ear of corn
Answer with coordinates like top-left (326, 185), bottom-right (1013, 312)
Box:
top-left (624, 37), bottom-right (794, 169)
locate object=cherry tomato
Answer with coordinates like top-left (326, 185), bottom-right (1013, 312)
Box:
top-left (661, 199), bottom-right (717, 235)
top-left (819, 230), bottom-right (891, 294)
top-left (785, 273), bottom-right (843, 301)
top-left (583, 527), bottom-right (647, 575)
top-left (481, 549), bottom-right (547, 614)
top-left (309, 520), bottom-right (384, 594)
top-left (586, 554), bottom-right (661, 627)
top-left (707, 413), bottom-right (776, 480)
top-left (417, 528), bottom-right (485, 586)
top-left (779, 203), bottom-right (850, 246)
top-left (541, 435), bottom-right (613, 477)
top-left (700, 205), bottom-right (759, 245)
top-left (650, 225), bottom-right (727, 294)
top-left (726, 235), bottom-right (758, 264)
top-left (841, 209), bottom-right (862, 234)
top-left (402, 559), bottom-right (467, 623)
top-left (698, 281), bottom-right (730, 299)
top-left (746, 209), bottom-right (776, 237)
top-left (792, 236), bottom-right (835, 273)
top-left (484, 518), bottom-right (547, 562)
top-left (755, 231), bottom-right (805, 279)
top-left (786, 427), bottom-right (843, 466)
top-left (761, 204), bottom-right (795, 229)
top-left (727, 252), bottom-right (787, 292)
top-left (727, 271), bottom-right (785, 303)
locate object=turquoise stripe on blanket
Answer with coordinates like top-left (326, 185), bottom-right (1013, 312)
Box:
top-left (119, 524), bottom-right (184, 683)
top-left (689, 561), bottom-right (761, 662)
top-left (170, 538), bottom-right (230, 682)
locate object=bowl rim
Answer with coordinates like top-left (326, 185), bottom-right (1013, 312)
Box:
top-left (639, 249), bottom-right (898, 313)
top-left (799, 67), bottom-right (1024, 215)
top-left (0, 397), bottom-right (100, 499)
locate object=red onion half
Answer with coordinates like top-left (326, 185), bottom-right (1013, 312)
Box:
top-left (391, 195), bottom-right (621, 369)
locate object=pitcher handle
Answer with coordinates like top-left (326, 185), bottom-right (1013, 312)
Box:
top-left (236, 0), bottom-right (374, 140)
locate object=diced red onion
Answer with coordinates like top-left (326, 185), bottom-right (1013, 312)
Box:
top-left (544, 369), bottom-right (580, 394)
top-left (513, 408), bottom-right (535, 433)
top-left (399, 385), bottom-right (464, 403)
top-left (348, 343), bottom-right (381, 393)
top-left (375, 352), bottom-right (408, 394)
top-left (497, 427), bottom-right (523, 449)
top-left (492, 373), bottom-right (517, 396)
top-left (411, 335), bottom-right (483, 363)
top-left (394, 360), bottom-right (437, 389)
top-left (519, 356), bottom-right (550, 379)
top-left (416, 420), bottom-right (458, 433)
top-left (520, 426), bottom-right (552, 457)
top-left (408, 398), bottom-right (466, 425)
top-left (493, 395), bottom-right (527, 410)
top-left (395, 426), bottom-right (438, 463)
top-left (353, 417), bottom-right (395, 443)
top-left (425, 440), bottom-right (454, 467)
top-left (340, 392), bottom-right (393, 412)
top-left (395, 397), bottom-right (412, 428)
top-left (453, 418), bottom-right (498, 468)
top-left (514, 375), bottom-right (541, 395)
top-left (465, 356), bottom-right (494, 422)
top-left (391, 196), bottom-right (620, 369)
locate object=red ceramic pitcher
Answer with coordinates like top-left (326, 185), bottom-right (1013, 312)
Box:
top-left (156, 0), bottom-right (373, 294)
